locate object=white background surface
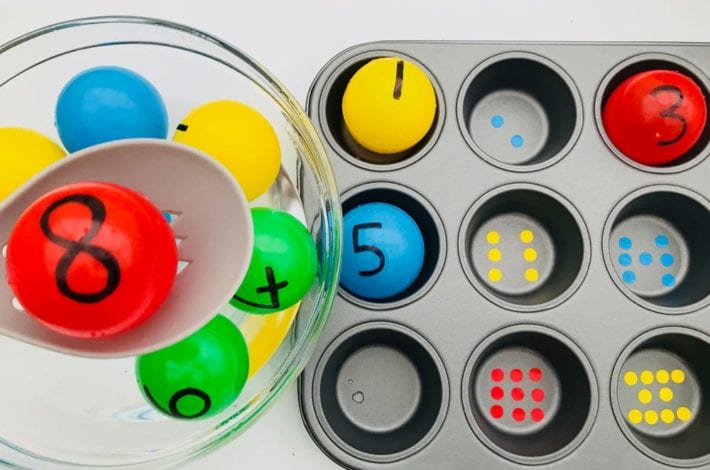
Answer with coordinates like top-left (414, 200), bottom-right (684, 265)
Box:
top-left (1, 1), bottom-right (709, 468)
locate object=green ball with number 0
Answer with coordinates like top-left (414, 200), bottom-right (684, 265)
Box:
top-left (230, 207), bottom-right (318, 314)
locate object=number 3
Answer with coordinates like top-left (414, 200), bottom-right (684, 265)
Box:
top-left (353, 223), bottom-right (385, 276)
top-left (650, 84), bottom-right (687, 146)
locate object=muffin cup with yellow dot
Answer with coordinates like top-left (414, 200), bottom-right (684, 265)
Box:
top-left (612, 327), bottom-right (710, 467)
top-left (316, 52), bottom-right (444, 169)
top-left (458, 183), bottom-right (590, 312)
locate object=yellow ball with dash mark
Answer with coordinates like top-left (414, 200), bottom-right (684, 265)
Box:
top-left (342, 57), bottom-right (437, 154)
top-left (174, 100), bottom-right (281, 201)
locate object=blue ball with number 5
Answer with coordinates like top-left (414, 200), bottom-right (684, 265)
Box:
top-left (341, 202), bottom-right (425, 300)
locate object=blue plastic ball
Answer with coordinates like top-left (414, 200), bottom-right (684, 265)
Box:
top-left (341, 202), bottom-right (425, 300)
top-left (55, 66), bottom-right (168, 152)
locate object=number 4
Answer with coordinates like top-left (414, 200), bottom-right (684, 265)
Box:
top-left (353, 223), bottom-right (385, 276)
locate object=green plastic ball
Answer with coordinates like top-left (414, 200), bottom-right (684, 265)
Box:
top-left (136, 315), bottom-right (249, 420)
top-left (230, 207), bottom-right (318, 314)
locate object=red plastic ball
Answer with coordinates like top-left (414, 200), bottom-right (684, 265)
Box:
top-left (6, 182), bottom-right (177, 338)
top-left (602, 69), bottom-right (707, 166)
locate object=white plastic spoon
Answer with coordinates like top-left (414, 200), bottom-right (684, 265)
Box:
top-left (0, 139), bottom-right (253, 358)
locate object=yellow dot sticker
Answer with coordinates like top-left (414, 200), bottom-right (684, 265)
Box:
top-left (524, 268), bottom-right (539, 283)
top-left (640, 370), bottom-right (654, 385)
top-left (488, 268), bottom-right (502, 283)
top-left (520, 230), bottom-right (534, 244)
top-left (628, 409), bottom-right (643, 424)
top-left (488, 248), bottom-right (502, 262)
top-left (659, 387), bottom-right (674, 403)
top-left (486, 231), bottom-right (500, 244)
top-left (661, 409), bottom-right (675, 424)
top-left (638, 389), bottom-right (653, 404)
top-left (656, 369), bottom-right (670, 384)
top-left (624, 371), bottom-right (638, 386)
top-left (677, 407), bottom-right (692, 422)
top-left (644, 410), bottom-right (659, 425)
top-left (523, 247), bottom-right (538, 262)
top-left (671, 369), bottom-right (686, 384)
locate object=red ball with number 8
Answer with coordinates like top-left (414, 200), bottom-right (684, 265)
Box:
top-left (602, 69), bottom-right (707, 166)
top-left (6, 182), bottom-right (178, 338)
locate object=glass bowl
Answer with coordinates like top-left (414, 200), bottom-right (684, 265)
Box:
top-left (0, 16), bottom-right (341, 468)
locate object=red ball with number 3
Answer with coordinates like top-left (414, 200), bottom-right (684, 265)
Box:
top-left (602, 69), bottom-right (707, 166)
top-left (6, 182), bottom-right (177, 338)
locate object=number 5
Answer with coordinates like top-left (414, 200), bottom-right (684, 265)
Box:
top-left (353, 223), bottom-right (385, 276)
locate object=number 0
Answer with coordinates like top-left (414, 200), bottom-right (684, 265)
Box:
top-left (353, 223), bottom-right (385, 276)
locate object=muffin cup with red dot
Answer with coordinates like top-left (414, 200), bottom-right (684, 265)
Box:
top-left (597, 56), bottom-right (710, 170)
top-left (462, 325), bottom-right (598, 465)
top-left (459, 183), bottom-right (590, 312)
top-left (612, 327), bottom-right (710, 467)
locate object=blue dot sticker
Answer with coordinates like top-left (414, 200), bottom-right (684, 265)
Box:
top-left (660, 253), bottom-right (675, 267)
top-left (622, 271), bottom-right (637, 285)
top-left (491, 115), bottom-right (504, 128)
top-left (655, 234), bottom-right (669, 248)
top-left (639, 252), bottom-right (653, 266)
top-left (618, 253), bottom-right (632, 266)
top-left (661, 273), bottom-right (676, 287)
top-left (511, 134), bottom-right (524, 148)
top-left (619, 237), bottom-right (632, 250)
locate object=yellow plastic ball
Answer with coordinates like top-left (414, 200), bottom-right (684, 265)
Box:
top-left (173, 100), bottom-right (281, 201)
top-left (342, 57), bottom-right (437, 155)
top-left (0, 128), bottom-right (65, 201)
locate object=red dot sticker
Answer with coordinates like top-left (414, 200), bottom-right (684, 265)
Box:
top-left (491, 368), bottom-right (505, 382)
top-left (512, 407), bottom-right (526, 422)
top-left (511, 387), bottom-right (525, 401)
top-left (491, 386), bottom-right (504, 400)
top-left (529, 367), bottom-right (542, 381)
top-left (510, 369), bottom-right (523, 382)
top-left (490, 405), bottom-right (504, 420)
top-left (532, 388), bottom-right (545, 402)
top-left (531, 408), bottom-right (545, 422)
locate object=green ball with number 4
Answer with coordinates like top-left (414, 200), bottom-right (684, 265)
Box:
top-left (230, 207), bottom-right (318, 314)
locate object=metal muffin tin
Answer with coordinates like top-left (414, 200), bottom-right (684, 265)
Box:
top-left (298, 41), bottom-right (710, 469)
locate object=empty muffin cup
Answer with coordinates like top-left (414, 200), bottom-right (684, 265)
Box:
top-left (612, 327), bottom-right (710, 467)
top-left (319, 52), bottom-right (444, 169)
top-left (459, 183), bottom-right (589, 311)
top-left (458, 52), bottom-right (581, 171)
top-left (313, 322), bottom-right (448, 463)
top-left (339, 182), bottom-right (445, 309)
top-left (462, 325), bottom-right (597, 465)
top-left (603, 186), bottom-right (710, 313)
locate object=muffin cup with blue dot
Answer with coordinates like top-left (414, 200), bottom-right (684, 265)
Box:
top-left (611, 327), bottom-right (710, 467)
top-left (457, 52), bottom-right (582, 171)
top-left (339, 183), bottom-right (445, 309)
top-left (318, 51), bottom-right (445, 170)
top-left (459, 183), bottom-right (590, 312)
top-left (603, 186), bottom-right (710, 313)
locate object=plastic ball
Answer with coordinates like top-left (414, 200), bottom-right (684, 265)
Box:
top-left (602, 69), bottom-right (707, 166)
top-left (6, 182), bottom-right (177, 338)
top-left (230, 207), bottom-right (317, 314)
top-left (173, 100), bottom-right (281, 201)
top-left (342, 57), bottom-right (437, 154)
top-left (136, 315), bottom-right (249, 420)
top-left (341, 202), bottom-right (425, 300)
top-left (0, 127), bottom-right (65, 201)
top-left (55, 66), bottom-right (168, 152)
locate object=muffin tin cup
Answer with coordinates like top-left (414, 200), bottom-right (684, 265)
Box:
top-left (316, 50), bottom-right (445, 171)
top-left (339, 182), bottom-right (446, 310)
top-left (611, 327), bottom-right (710, 467)
top-left (312, 321), bottom-right (449, 463)
top-left (462, 325), bottom-right (598, 465)
top-left (457, 51), bottom-right (583, 172)
top-left (459, 183), bottom-right (590, 312)
top-left (603, 185), bottom-right (710, 314)
top-left (595, 53), bottom-right (710, 173)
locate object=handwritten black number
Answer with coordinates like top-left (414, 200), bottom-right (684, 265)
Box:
top-left (143, 386), bottom-right (211, 419)
top-left (353, 223), bottom-right (385, 276)
top-left (39, 194), bottom-right (121, 303)
top-left (650, 84), bottom-right (687, 146)
top-left (232, 266), bottom-right (289, 310)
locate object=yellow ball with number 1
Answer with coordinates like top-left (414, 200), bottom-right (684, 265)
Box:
top-left (174, 100), bottom-right (281, 201)
top-left (0, 128), bottom-right (65, 201)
